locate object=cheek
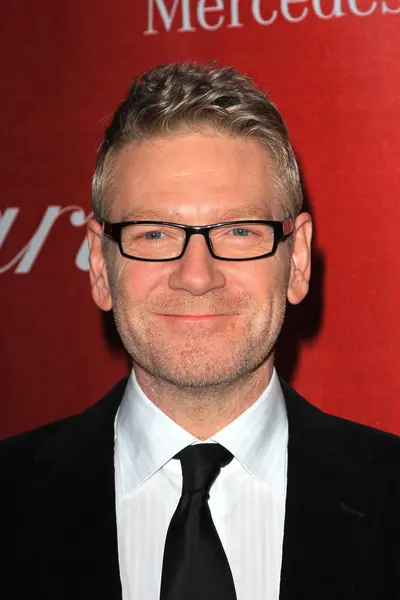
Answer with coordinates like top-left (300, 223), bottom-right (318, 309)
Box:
top-left (229, 257), bottom-right (287, 302)
top-left (112, 259), bottom-right (171, 303)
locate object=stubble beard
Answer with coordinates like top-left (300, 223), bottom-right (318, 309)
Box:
top-left (111, 288), bottom-right (288, 394)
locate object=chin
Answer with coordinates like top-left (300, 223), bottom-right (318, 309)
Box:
top-left (144, 349), bottom-right (253, 389)
top-left (156, 369), bottom-right (238, 389)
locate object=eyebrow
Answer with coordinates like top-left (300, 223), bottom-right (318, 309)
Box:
top-left (120, 204), bottom-right (275, 222)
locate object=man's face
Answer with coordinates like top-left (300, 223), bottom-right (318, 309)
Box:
top-left (89, 131), bottom-right (311, 389)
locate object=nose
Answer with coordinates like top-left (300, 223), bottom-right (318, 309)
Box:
top-left (168, 234), bottom-right (226, 296)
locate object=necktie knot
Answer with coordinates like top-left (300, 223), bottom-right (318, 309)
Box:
top-left (175, 443), bottom-right (233, 494)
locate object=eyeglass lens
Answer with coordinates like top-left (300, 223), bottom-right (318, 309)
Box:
top-left (120, 223), bottom-right (275, 259)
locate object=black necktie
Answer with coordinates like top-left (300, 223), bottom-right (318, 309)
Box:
top-left (160, 443), bottom-right (237, 600)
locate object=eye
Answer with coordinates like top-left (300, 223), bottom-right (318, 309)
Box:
top-left (229, 228), bottom-right (251, 237)
top-left (143, 231), bottom-right (166, 240)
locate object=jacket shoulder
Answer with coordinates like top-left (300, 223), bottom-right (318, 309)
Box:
top-left (282, 380), bottom-right (400, 473)
top-left (1, 416), bottom-right (72, 469)
top-left (0, 376), bottom-right (128, 484)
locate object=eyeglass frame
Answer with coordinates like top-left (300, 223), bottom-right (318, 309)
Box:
top-left (101, 218), bottom-right (294, 262)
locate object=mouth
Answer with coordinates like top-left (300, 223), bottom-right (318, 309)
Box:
top-left (155, 314), bottom-right (232, 322)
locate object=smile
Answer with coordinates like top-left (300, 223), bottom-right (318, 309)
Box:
top-left (156, 314), bottom-right (231, 321)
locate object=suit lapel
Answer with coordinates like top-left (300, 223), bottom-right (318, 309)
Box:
top-left (18, 378), bottom-right (128, 600)
top-left (279, 382), bottom-right (386, 600)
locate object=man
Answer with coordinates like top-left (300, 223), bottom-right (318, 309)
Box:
top-left (1, 63), bottom-right (399, 600)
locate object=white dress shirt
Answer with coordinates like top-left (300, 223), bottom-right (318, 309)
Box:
top-left (114, 368), bottom-right (288, 600)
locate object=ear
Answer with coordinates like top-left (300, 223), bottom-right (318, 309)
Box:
top-left (287, 212), bottom-right (313, 306)
top-left (87, 219), bottom-right (113, 311)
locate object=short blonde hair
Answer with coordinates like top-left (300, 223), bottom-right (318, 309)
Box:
top-left (92, 63), bottom-right (303, 221)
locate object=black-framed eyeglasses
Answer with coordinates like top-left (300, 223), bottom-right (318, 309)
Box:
top-left (101, 218), bottom-right (294, 262)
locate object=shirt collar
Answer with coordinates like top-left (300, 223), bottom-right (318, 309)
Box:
top-left (212, 369), bottom-right (288, 493)
top-left (115, 368), bottom-right (288, 496)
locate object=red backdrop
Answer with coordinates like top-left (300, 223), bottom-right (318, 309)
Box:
top-left (1, 0), bottom-right (400, 438)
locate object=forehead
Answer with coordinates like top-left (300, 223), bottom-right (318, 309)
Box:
top-left (112, 131), bottom-right (279, 222)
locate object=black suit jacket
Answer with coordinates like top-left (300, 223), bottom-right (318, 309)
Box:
top-left (1, 378), bottom-right (400, 600)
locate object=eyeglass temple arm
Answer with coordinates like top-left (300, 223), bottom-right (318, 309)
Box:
top-left (282, 218), bottom-right (294, 236)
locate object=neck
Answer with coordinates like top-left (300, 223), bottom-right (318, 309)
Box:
top-left (133, 360), bottom-right (274, 440)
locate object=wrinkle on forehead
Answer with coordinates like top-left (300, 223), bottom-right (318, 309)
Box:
top-left (112, 132), bottom-right (280, 222)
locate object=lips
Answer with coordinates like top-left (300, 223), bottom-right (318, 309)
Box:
top-left (155, 313), bottom-right (233, 322)
top-left (158, 314), bottom-right (225, 317)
